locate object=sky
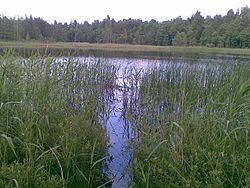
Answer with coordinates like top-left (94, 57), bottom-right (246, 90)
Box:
top-left (0, 0), bottom-right (249, 23)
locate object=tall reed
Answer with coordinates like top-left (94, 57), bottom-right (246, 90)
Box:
top-left (128, 61), bottom-right (250, 187)
top-left (0, 52), bottom-right (118, 187)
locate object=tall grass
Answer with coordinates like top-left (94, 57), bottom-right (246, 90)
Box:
top-left (2, 50), bottom-right (250, 187)
top-left (0, 52), bottom-right (118, 187)
top-left (128, 61), bottom-right (250, 187)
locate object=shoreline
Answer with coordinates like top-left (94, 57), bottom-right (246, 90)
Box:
top-left (1, 41), bottom-right (250, 56)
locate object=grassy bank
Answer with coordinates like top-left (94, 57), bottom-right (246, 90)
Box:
top-left (1, 41), bottom-right (250, 56)
top-left (126, 61), bottom-right (250, 187)
top-left (0, 53), bottom-right (118, 187)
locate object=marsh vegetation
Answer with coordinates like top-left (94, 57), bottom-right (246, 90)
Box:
top-left (0, 52), bottom-right (118, 187)
top-left (1, 50), bottom-right (250, 187)
top-left (128, 61), bottom-right (250, 187)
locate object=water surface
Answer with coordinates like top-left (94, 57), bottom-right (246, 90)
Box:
top-left (2, 47), bottom-right (250, 187)
top-left (77, 54), bottom-right (250, 188)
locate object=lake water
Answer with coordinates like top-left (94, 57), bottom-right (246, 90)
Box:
top-left (75, 54), bottom-right (250, 188)
top-left (1, 48), bottom-right (250, 187)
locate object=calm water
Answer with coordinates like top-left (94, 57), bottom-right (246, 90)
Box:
top-left (1, 48), bottom-right (250, 187)
top-left (76, 54), bottom-right (250, 188)
top-left (101, 58), bottom-right (157, 188)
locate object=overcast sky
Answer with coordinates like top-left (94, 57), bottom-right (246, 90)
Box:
top-left (0, 0), bottom-right (249, 23)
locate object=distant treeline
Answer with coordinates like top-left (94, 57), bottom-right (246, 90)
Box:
top-left (1, 6), bottom-right (250, 48)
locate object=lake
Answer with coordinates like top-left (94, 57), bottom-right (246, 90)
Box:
top-left (1, 48), bottom-right (250, 187)
top-left (72, 52), bottom-right (250, 188)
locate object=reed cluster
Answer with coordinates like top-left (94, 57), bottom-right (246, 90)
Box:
top-left (129, 61), bottom-right (250, 187)
top-left (0, 52), bottom-right (118, 188)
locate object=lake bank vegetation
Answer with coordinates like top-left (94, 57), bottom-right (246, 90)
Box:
top-left (1, 50), bottom-right (250, 187)
top-left (0, 6), bottom-right (250, 48)
top-left (125, 61), bottom-right (250, 187)
top-left (1, 42), bottom-right (250, 58)
top-left (0, 52), bottom-right (118, 187)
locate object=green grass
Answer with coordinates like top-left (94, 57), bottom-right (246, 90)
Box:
top-left (1, 41), bottom-right (250, 56)
top-left (2, 48), bottom-right (250, 187)
top-left (0, 52), bottom-right (118, 187)
top-left (126, 61), bottom-right (250, 187)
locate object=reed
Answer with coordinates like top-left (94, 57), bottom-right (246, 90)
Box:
top-left (2, 49), bottom-right (250, 187)
top-left (128, 61), bottom-right (250, 187)
top-left (0, 52), bottom-right (118, 187)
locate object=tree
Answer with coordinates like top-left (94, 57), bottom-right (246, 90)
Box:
top-left (172, 32), bottom-right (187, 46)
top-left (239, 27), bottom-right (250, 48)
top-left (1, 6), bottom-right (250, 49)
top-left (190, 11), bottom-right (204, 45)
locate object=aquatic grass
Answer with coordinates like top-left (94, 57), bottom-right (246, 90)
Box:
top-left (2, 50), bottom-right (250, 187)
top-left (129, 61), bottom-right (250, 187)
top-left (0, 53), bottom-right (118, 187)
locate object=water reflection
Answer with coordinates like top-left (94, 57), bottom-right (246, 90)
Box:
top-left (102, 59), bottom-right (151, 187)
top-left (87, 56), bottom-right (248, 188)
top-left (2, 47), bottom-right (250, 61)
top-left (3, 48), bottom-right (250, 187)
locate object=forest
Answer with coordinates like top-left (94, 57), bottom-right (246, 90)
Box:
top-left (0, 6), bottom-right (250, 48)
